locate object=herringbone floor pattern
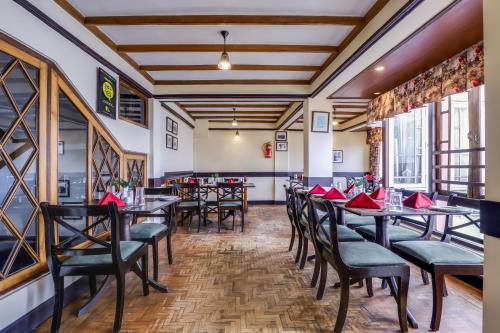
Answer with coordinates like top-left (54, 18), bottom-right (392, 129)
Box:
top-left (35, 205), bottom-right (482, 332)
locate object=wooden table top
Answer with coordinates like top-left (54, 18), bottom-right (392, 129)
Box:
top-left (200, 183), bottom-right (256, 188)
top-left (119, 196), bottom-right (180, 215)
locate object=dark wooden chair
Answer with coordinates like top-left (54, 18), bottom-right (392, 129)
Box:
top-left (284, 185), bottom-right (298, 252)
top-left (176, 182), bottom-right (207, 232)
top-left (40, 202), bottom-right (149, 333)
top-left (392, 195), bottom-right (483, 331)
top-left (130, 187), bottom-right (176, 281)
top-left (216, 182), bottom-right (245, 232)
top-left (308, 196), bottom-right (410, 333)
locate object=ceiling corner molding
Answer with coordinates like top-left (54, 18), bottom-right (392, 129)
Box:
top-left (277, 102), bottom-right (303, 130)
top-left (311, 0), bottom-right (425, 98)
top-left (161, 102), bottom-right (195, 128)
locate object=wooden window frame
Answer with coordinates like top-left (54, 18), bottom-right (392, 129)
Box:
top-left (118, 79), bottom-right (149, 129)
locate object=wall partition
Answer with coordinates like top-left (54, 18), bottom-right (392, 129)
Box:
top-left (0, 35), bottom-right (147, 294)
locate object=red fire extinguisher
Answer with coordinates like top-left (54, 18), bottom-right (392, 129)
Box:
top-left (263, 142), bottom-right (273, 158)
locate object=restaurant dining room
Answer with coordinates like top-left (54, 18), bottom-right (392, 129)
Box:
top-left (0, 0), bottom-right (499, 332)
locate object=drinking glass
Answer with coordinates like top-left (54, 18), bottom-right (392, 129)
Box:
top-left (384, 188), bottom-right (392, 210)
top-left (391, 192), bottom-right (403, 211)
top-left (135, 187), bottom-right (145, 206)
top-left (336, 182), bottom-right (344, 192)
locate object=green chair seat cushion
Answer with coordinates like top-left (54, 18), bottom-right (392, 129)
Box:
top-left (393, 241), bottom-right (483, 265)
top-left (220, 201), bottom-right (242, 208)
top-left (345, 214), bottom-right (375, 227)
top-left (357, 225), bottom-right (421, 242)
top-left (339, 242), bottom-right (407, 267)
top-left (178, 200), bottom-right (206, 208)
top-left (62, 241), bottom-right (143, 266)
top-left (130, 223), bottom-right (167, 239)
top-left (318, 223), bottom-right (365, 243)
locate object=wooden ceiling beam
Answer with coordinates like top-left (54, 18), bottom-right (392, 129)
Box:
top-left (155, 80), bottom-right (309, 85)
top-left (188, 111), bottom-right (284, 114)
top-left (208, 120), bottom-right (277, 123)
top-left (180, 104), bottom-right (289, 108)
top-left (141, 64), bottom-right (320, 71)
top-left (118, 44), bottom-right (338, 53)
top-left (195, 116), bottom-right (279, 119)
top-left (85, 15), bottom-right (364, 26)
top-left (332, 111), bottom-right (366, 116)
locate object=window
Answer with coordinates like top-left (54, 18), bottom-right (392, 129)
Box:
top-left (434, 87), bottom-right (484, 198)
top-left (118, 81), bottom-right (148, 127)
top-left (387, 106), bottom-right (429, 190)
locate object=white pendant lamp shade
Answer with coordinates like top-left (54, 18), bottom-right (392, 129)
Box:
top-left (218, 31), bottom-right (231, 70)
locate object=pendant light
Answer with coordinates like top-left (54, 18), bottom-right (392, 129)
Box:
top-left (231, 107), bottom-right (238, 126)
top-left (218, 31), bottom-right (231, 70)
top-left (235, 129), bottom-right (240, 138)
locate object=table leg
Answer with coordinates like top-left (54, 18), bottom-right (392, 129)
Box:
top-left (337, 207), bottom-right (345, 225)
top-left (375, 216), bottom-right (418, 329)
top-left (76, 275), bottom-right (111, 316)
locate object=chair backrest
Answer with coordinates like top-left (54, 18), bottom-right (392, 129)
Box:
top-left (395, 189), bottom-right (439, 238)
top-left (307, 195), bottom-right (345, 268)
top-left (443, 195), bottom-right (482, 244)
top-left (216, 182), bottom-right (243, 204)
top-left (40, 202), bottom-right (122, 271)
top-left (294, 189), bottom-right (309, 228)
top-left (176, 182), bottom-right (202, 203)
top-left (284, 186), bottom-right (299, 228)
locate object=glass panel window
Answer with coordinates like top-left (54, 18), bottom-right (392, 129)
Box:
top-left (119, 82), bottom-right (147, 127)
top-left (388, 106), bottom-right (429, 190)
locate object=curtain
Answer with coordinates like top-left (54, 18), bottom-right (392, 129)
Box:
top-left (367, 128), bottom-right (383, 178)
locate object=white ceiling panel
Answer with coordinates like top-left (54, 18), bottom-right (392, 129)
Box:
top-left (99, 25), bottom-right (353, 46)
top-left (129, 52), bottom-right (330, 66)
top-left (149, 70), bottom-right (313, 80)
top-left (69, 0), bottom-right (377, 17)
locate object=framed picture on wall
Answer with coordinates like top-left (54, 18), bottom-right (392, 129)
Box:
top-left (311, 111), bottom-right (330, 133)
top-left (276, 142), bottom-right (288, 152)
top-left (173, 137), bottom-right (178, 150)
top-left (172, 120), bottom-right (178, 135)
top-left (166, 134), bottom-right (173, 149)
top-left (333, 150), bottom-right (343, 163)
top-left (275, 131), bottom-right (287, 141)
top-left (166, 117), bottom-right (173, 133)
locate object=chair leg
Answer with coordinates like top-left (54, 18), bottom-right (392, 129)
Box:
top-left (232, 211), bottom-right (235, 231)
top-left (113, 273), bottom-right (125, 333)
top-left (152, 239), bottom-right (159, 281)
top-left (299, 237), bottom-right (308, 269)
top-left (397, 271), bottom-right (410, 333)
top-left (430, 272), bottom-right (445, 332)
top-left (141, 254), bottom-right (149, 296)
top-left (295, 235), bottom-right (302, 264)
top-left (189, 212), bottom-right (193, 231)
top-left (316, 257), bottom-right (328, 300)
top-left (443, 279), bottom-right (448, 297)
top-left (241, 209), bottom-right (245, 232)
top-left (421, 269), bottom-right (430, 285)
top-left (310, 254), bottom-right (321, 288)
top-left (50, 275), bottom-right (64, 333)
top-left (365, 278), bottom-right (374, 297)
top-left (334, 275), bottom-right (350, 333)
top-left (204, 206), bottom-right (208, 226)
top-left (217, 210), bottom-right (221, 233)
top-left (166, 233), bottom-right (173, 265)
top-left (288, 225), bottom-right (296, 251)
top-left (89, 274), bottom-right (97, 296)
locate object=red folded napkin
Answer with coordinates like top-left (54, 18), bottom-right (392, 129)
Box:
top-left (188, 178), bottom-right (198, 184)
top-left (343, 183), bottom-right (356, 194)
top-left (228, 178), bottom-right (236, 183)
top-left (403, 192), bottom-right (433, 208)
top-left (309, 184), bottom-right (327, 195)
top-left (370, 187), bottom-right (386, 200)
top-left (324, 187), bottom-right (347, 200)
top-left (98, 192), bottom-right (126, 207)
top-left (345, 192), bottom-right (382, 209)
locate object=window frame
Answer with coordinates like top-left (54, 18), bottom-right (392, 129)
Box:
top-left (118, 80), bottom-right (149, 129)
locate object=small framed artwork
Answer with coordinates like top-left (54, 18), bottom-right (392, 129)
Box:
top-left (172, 137), bottom-right (178, 150)
top-left (276, 142), bottom-right (288, 152)
top-left (166, 117), bottom-right (173, 133)
top-left (311, 111), bottom-right (330, 133)
top-left (166, 134), bottom-right (173, 149)
top-left (58, 141), bottom-right (64, 155)
top-left (58, 180), bottom-right (70, 197)
top-left (172, 121), bottom-right (178, 135)
top-left (333, 150), bottom-right (343, 163)
top-left (275, 131), bottom-right (287, 141)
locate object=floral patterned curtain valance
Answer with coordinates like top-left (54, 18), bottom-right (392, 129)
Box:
top-left (368, 41), bottom-right (484, 122)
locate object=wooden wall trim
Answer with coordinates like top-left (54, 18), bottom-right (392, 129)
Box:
top-left (160, 103), bottom-right (195, 129)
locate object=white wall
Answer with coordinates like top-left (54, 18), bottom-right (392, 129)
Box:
top-left (483, 1), bottom-right (500, 332)
top-left (332, 131), bottom-right (369, 173)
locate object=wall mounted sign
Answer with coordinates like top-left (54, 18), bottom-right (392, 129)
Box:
top-left (311, 111), bottom-right (330, 133)
top-left (276, 142), bottom-right (288, 151)
top-left (275, 131), bottom-right (287, 141)
top-left (96, 68), bottom-right (117, 119)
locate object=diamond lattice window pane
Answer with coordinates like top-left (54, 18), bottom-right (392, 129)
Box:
top-left (4, 64), bottom-right (36, 112)
top-left (0, 221), bottom-right (17, 275)
top-left (0, 155), bottom-right (16, 207)
top-left (0, 51), bottom-right (14, 76)
top-left (5, 185), bottom-right (36, 235)
top-left (21, 61), bottom-right (39, 86)
top-left (0, 85), bottom-right (17, 141)
top-left (23, 158), bottom-right (37, 197)
top-left (7, 244), bottom-right (36, 277)
top-left (24, 99), bottom-right (38, 143)
top-left (24, 218), bottom-right (38, 256)
top-left (4, 124), bottom-right (35, 173)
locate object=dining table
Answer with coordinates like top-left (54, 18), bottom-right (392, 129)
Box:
top-left (77, 196), bottom-right (180, 316)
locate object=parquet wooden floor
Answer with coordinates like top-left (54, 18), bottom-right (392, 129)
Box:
top-left (34, 205), bottom-right (482, 333)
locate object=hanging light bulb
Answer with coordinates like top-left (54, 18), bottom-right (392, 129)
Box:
top-left (218, 31), bottom-right (231, 70)
top-left (231, 107), bottom-right (238, 126)
top-left (235, 129), bottom-right (240, 138)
